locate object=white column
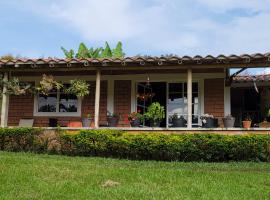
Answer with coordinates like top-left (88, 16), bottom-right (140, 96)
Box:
top-left (187, 69), bottom-right (192, 129)
top-left (107, 79), bottom-right (114, 114)
top-left (1, 72), bottom-right (9, 127)
top-left (224, 86), bottom-right (231, 116)
top-left (94, 69), bottom-right (101, 128)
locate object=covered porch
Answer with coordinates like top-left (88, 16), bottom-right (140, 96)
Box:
top-left (0, 53), bottom-right (270, 131)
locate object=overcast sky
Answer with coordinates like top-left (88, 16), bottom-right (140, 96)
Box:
top-left (0, 0), bottom-right (270, 73)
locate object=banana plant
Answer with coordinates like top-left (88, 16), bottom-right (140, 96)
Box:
top-left (100, 42), bottom-right (112, 58)
top-left (61, 47), bottom-right (74, 59)
top-left (112, 41), bottom-right (125, 58)
top-left (76, 43), bottom-right (89, 58)
top-left (89, 47), bottom-right (102, 58)
top-left (61, 41), bottom-right (125, 59)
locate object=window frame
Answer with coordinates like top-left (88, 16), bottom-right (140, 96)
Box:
top-left (33, 82), bottom-right (82, 117)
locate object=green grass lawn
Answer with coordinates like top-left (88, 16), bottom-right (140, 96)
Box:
top-left (0, 152), bottom-right (270, 200)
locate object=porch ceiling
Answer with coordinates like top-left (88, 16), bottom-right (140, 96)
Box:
top-left (0, 52), bottom-right (270, 70)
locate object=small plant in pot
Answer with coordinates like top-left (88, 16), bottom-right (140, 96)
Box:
top-left (200, 114), bottom-right (215, 128)
top-left (128, 112), bottom-right (143, 127)
top-left (171, 113), bottom-right (186, 127)
top-left (107, 111), bottom-right (120, 127)
top-left (222, 114), bottom-right (235, 128)
top-left (242, 115), bottom-right (252, 129)
top-left (144, 102), bottom-right (165, 127)
top-left (82, 113), bottom-right (92, 127)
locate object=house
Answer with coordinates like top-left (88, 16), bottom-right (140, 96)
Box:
top-left (232, 73), bottom-right (270, 126)
top-left (0, 53), bottom-right (269, 130)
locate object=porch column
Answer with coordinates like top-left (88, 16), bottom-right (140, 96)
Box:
top-left (94, 69), bottom-right (101, 128)
top-left (187, 69), bottom-right (192, 129)
top-left (224, 86), bottom-right (231, 116)
top-left (1, 72), bottom-right (9, 127)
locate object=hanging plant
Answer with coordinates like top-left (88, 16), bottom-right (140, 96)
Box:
top-left (2, 77), bottom-right (32, 95)
top-left (36, 74), bottom-right (63, 95)
top-left (65, 79), bottom-right (90, 97)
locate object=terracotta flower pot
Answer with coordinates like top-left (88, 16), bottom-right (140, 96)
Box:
top-left (242, 120), bottom-right (251, 129)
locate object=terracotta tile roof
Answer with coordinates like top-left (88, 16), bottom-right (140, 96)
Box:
top-left (233, 74), bottom-right (270, 82)
top-left (0, 52), bottom-right (270, 68)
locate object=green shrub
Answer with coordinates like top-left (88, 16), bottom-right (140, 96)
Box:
top-left (0, 128), bottom-right (42, 152)
top-left (0, 128), bottom-right (270, 162)
top-left (60, 130), bottom-right (270, 162)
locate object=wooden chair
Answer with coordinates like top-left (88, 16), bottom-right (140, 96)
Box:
top-left (19, 119), bottom-right (34, 127)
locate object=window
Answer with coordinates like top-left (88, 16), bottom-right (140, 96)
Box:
top-left (168, 82), bottom-right (199, 126)
top-left (35, 84), bottom-right (81, 116)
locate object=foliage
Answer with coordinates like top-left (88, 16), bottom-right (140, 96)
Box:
top-left (88, 47), bottom-right (103, 58)
top-left (107, 111), bottom-right (120, 118)
top-left (0, 54), bottom-right (15, 61)
top-left (61, 130), bottom-right (270, 162)
top-left (76, 43), bottom-right (89, 58)
top-left (0, 76), bottom-right (32, 95)
top-left (0, 128), bottom-right (42, 152)
top-left (171, 113), bottom-right (185, 119)
top-left (36, 74), bottom-right (63, 95)
top-left (100, 42), bottom-right (112, 58)
top-left (61, 41), bottom-right (125, 59)
top-left (144, 102), bottom-right (165, 123)
top-left (128, 112), bottom-right (143, 121)
top-left (112, 41), bottom-right (125, 58)
top-left (3, 77), bottom-right (32, 95)
top-left (60, 47), bottom-right (74, 59)
top-left (0, 128), bottom-right (270, 162)
top-left (65, 79), bottom-right (90, 97)
top-left (265, 108), bottom-right (270, 118)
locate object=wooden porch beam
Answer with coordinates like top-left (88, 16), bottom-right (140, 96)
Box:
top-left (94, 69), bottom-right (101, 128)
top-left (187, 69), bottom-right (192, 129)
top-left (1, 72), bottom-right (9, 127)
top-left (230, 67), bottom-right (247, 78)
top-left (225, 67), bottom-right (247, 86)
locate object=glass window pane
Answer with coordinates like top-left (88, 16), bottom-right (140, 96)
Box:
top-left (59, 94), bottom-right (78, 112)
top-left (38, 94), bottom-right (57, 112)
top-left (169, 83), bottom-right (182, 93)
top-left (192, 82), bottom-right (198, 92)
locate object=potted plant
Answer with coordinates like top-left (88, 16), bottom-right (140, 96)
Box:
top-left (265, 107), bottom-right (270, 121)
top-left (36, 74), bottom-right (63, 95)
top-left (222, 115), bottom-right (235, 128)
top-left (128, 112), bottom-right (143, 127)
top-left (200, 114), bottom-right (215, 128)
top-left (144, 102), bottom-right (165, 127)
top-left (242, 116), bottom-right (252, 128)
top-left (107, 111), bottom-right (120, 127)
top-left (171, 113), bottom-right (186, 127)
top-left (65, 79), bottom-right (90, 98)
top-left (82, 113), bottom-right (92, 127)
top-left (2, 77), bottom-right (32, 95)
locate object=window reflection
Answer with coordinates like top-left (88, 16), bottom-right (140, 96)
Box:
top-left (59, 94), bottom-right (78, 112)
top-left (38, 94), bottom-right (57, 112)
